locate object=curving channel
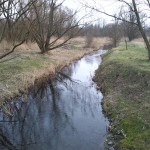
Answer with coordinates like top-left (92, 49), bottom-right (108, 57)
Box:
top-left (0, 50), bottom-right (108, 150)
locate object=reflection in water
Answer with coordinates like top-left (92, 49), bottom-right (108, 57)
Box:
top-left (0, 50), bottom-right (108, 150)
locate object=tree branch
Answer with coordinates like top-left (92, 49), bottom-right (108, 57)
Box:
top-left (0, 32), bottom-right (29, 59)
top-left (83, 3), bottom-right (138, 25)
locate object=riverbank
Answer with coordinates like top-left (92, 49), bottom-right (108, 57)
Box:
top-left (0, 37), bottom-right (110, 107)
top-left (0, 43), bottom-right (109, 150)
top-left (94, 41), bottom-right (150, 150)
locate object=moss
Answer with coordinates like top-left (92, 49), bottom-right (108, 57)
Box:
top-left (94, 42), bottom-right (150, 150)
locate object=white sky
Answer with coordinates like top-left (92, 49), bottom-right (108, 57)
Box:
top-left (63, 0), bottom-right (123, 24)
top-left (62, 0), bottom-right (150, 25)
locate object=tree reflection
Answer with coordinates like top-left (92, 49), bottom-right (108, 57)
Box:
top-left (0, 76), bottom-right (76, 150)
top-left (0, 52), bottom-right (107, 150)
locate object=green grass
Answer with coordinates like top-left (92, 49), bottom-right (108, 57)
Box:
top-left (0, 43), bottom-right (95, 105)
top-left (0, 56), bottom-right (50, 83)
top-left (0, 55), bottom-right (54, 104)
top-left (94, 42), bottom-right (150, 150)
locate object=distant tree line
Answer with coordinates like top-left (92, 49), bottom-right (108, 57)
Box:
top-left (84, 0), bottom-right (150, 60)
top-left (80, 5), bottom-right (141, 48)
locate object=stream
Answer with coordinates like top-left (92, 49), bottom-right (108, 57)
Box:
top-left (0, 50), bottom-right (108, 150)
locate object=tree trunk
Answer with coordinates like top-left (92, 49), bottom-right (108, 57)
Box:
top-left (132, 0), bottom-right (150, 60)
top-left (40, 46), bottom-right (47, 54)
top-left (125, 38), bottom-right (128, 50)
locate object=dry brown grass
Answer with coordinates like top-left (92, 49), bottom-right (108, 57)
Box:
top-left (73, 36), bottom-right (111, 49)
top-left (132, 38), bottom-right (145, 46)
top-left (0, 36), bottom-right (110, 106)
top-left (0, 36), bottom-right (111, 53)
top-left (92, 37), bottom-right (111, 49)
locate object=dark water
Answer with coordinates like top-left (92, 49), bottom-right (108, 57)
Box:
top-left (0, 50), bottom-right (108, 150)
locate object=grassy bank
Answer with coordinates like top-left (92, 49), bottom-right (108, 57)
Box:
top-left (94, 41), bottom-right (150, 150)
top-left (0, 37), bottom-right (110, 107)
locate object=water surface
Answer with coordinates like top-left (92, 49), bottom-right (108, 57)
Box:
top-left (0, 50), bottom-right (108, 150)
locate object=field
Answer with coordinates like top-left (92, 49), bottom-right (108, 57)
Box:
top-left (94, 40), bottom-right (150, 150)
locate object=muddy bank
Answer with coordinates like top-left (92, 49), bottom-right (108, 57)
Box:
top-left (93, 43), bottom-right (150, 150)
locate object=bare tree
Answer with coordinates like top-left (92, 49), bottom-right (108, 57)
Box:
top-left (131, 0), bottom-right (150, 60)
top-left (0, 0), bottom-right (33, 59)
top-left (120, 5), bottom-right (139, 41)
top-left (26, 0), bottom-right (82, 54)
top-left (84, 0), bottom-right (150, 60)
top-left (84, 25), bottom-right (94, 48)
top-left (110, 16), bottom-right (122, 47)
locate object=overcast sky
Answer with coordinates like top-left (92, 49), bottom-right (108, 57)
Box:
top-left (62, 0), bottom-right (150, 25)
top-left (63, 0), bottom-right (122, 24)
